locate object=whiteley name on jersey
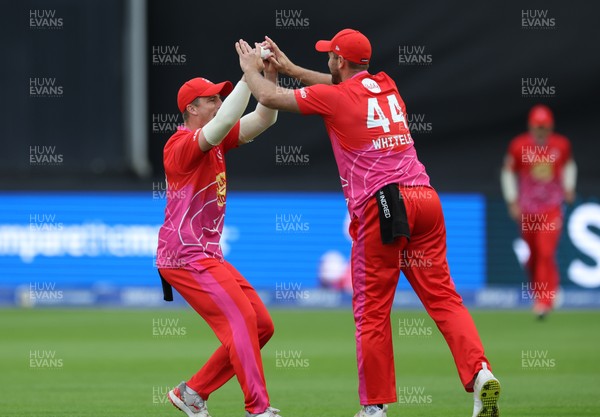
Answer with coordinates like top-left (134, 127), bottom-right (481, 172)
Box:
top-left (372, 133), bottom-right (414, 150)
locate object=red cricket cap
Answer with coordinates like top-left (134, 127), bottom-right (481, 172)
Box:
top-left (177, 77), bottom-right (233, 113)
top-left (315, 28), bottom-right (371, 64)
top-left (528, 104), bottom-right (554, 128)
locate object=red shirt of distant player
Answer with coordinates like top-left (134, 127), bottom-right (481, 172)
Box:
top-left (156, 123), bottom-right (240, 267)
top-left (507, 132), bottom-right (571, 214)
top-left (294, 70), bottom-right (430, 218)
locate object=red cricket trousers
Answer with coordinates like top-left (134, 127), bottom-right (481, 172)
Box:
top-left (159, 258), bottom-right (274, 414)
top-left (349, 186), bottom-right (490, 405)
top-left (520, 205), bottom-right (563, 311)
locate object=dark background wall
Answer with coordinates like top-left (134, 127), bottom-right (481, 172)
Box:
top-left (1, 0), bottom-right (125, 185)
top-left (147, 0), bottom-right (600, 195)
top-left (2, 0), bottom-right (599, 196)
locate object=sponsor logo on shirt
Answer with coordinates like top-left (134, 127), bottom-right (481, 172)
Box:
top-left (361, 78), bottom-right (381, 93)
top-left (216, 172), bottom-right (226, 207)
top-left (299, 87), bottom-right (307, 99)
top-left (530, 163), bottom-right (554, 182)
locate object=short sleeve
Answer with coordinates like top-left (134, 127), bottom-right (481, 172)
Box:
top-left (220, 121), bottom-right (241, 154)
top-left (167, 129), bottom-right (206, 173)
top-left (294, 84), bottom-right (340, 117)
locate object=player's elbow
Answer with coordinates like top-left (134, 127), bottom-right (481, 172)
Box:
top-left (256, 90), bottom-right (278, 109)
top-left (267, 110), bottom-right (278, 126)
top-left (217, 114), bottom-right (240, 130)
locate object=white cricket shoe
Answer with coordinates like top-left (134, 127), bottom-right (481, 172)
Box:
top-left (168, 381), bottom-right (211, 417)
top-left (246, 406), bottom-right (283, 417)
top-left (354, 405), bottom-right (387, 417)
top-left (472, 363), bottom-right (501, 417)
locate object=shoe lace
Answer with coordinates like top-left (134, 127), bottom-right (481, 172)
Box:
top-left (364, 406), bottom-right (382, 416)
top-left (267, 407), bottom-right (281, 414)
top-left (184, 391), bottom-right (207, 412)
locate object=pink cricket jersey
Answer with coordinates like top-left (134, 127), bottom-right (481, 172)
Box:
top-left (508, 132), bottom-right (572, 213)
top-left (156, 123), bottom-right (240, 268)
top-left (294, 71), bottom-right (431, 218)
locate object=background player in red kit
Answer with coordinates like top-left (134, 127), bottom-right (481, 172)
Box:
top-left (156, 56), bottom-right (282, 417)
top-left (236, 30), bottom-right (501, 417)
top-left (501, 104), bottom-right (577, 319)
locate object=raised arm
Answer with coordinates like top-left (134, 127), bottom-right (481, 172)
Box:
top-left (238, 49), bottom-right (279, 145)
top-left (236, 39), bottom-right (300, 113)
top-left (264, 36), bottom-right (332, 86)
top-left (197, 79), bottom-right (251, 151)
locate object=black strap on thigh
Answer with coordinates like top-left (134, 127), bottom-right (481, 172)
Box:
top-left (375, 183), bottom-right (410, 244)
top-left (158, 271), bottom-right (174, 302)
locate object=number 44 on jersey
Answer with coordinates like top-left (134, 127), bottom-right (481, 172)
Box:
top-left (367, 94), bottom-right (408, 133)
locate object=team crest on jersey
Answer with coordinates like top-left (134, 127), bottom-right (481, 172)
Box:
top-left (361, 78), bottom-right (381, 93)
top-left (530, 163), bottom-right (554, 183)
top-left (216, 172), bottom-right (226, 207)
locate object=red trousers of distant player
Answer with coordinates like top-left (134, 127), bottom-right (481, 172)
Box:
top-left (159, 259), bottom-right (273, 414)
top-left (520, 205), bottom-right (562, 311)
top-left (349, 186), bottom-right (490, 405)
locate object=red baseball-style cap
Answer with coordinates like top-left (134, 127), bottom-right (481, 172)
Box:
top-left (177, 77), bottom-right (233, 113)
top-left (528, 104), bottom-right (554, 128)
top-left (315, 28), bottom-right (372, 64)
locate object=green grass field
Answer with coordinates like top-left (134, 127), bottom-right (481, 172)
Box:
top-left (1, 308), bottom-right (599, 417)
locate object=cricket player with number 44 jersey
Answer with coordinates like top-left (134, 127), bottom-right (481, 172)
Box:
top-left (236, 29), bottom-right (501, 417)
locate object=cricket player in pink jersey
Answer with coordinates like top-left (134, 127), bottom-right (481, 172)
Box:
top-left (501, 104), bottom-right (577, 319)
top-left (156, 57), bottom-right (283, 417)
top-left (237, 30), bottom-right (500, 417)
